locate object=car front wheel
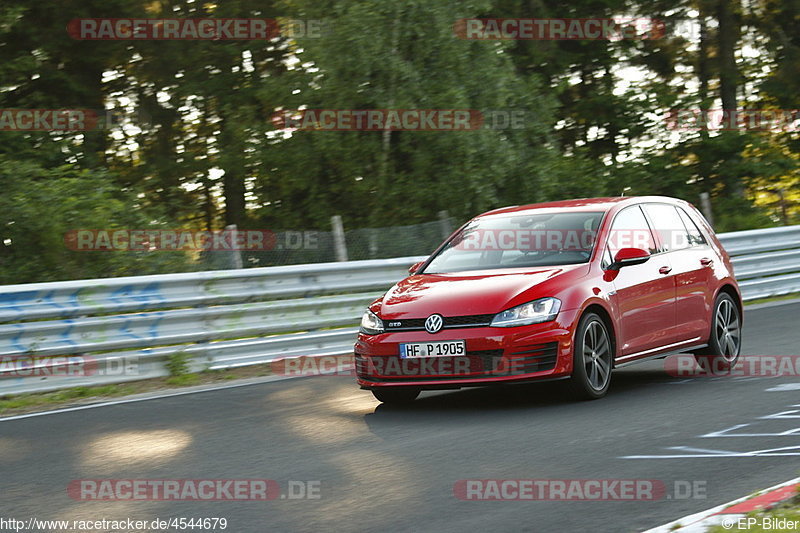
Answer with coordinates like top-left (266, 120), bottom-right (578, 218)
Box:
top-left (568, 312), bottom-right (613, 400)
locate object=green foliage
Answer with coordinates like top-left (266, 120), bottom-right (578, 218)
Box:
top-left (0, 157), bottom-right (194, 283)
top-left (165, 374), bottom-right (201, 386)
top-left (258, 0), bottom-right (571, 228)
top-left (165, 349), bottom-right (200, 385)
top-left (0, 0), bottom-right (797, 283)
top-left (165, 351), bottom-right (191, 377)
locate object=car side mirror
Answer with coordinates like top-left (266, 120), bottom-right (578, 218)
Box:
top-left (408, 261), bottom-right (424, 274)
top-left (608, 247), bottom-right (650, 270)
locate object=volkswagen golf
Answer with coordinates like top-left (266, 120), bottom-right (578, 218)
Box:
top-left (355, 196), bottom-right (743, 403)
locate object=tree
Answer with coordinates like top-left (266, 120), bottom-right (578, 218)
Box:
top-left (255, 0), bottom-right (569, 229)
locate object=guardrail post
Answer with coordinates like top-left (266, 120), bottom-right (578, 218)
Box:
top-left (331, 215), bottom-right (348, 262)
top-left (438, 210), bottom-right (452, 240)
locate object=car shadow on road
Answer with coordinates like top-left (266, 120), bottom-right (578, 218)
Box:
top-left (360, 363), bottom-right (693, 440)
top-left (365, 361), bottom-right (688, 418)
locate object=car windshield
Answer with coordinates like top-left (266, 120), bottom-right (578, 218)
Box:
top-left (422, 211), bottom-right (605, 273)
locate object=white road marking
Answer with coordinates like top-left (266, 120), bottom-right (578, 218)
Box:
top-left (699, 424), bottom-right (751, 438)
top-left (700, 422), bottom-right (800, 438)
top-left (623, 402), bottom-right (800, 459)
top-left (760, 409), bottom-right (800, 419)
top-left (766, 383), bottom-right (800, 391)
top-left (622, 445), bottom-right (800, 459)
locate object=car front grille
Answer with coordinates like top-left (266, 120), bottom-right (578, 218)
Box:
top-left (384, 313), bottom-right (495, 332)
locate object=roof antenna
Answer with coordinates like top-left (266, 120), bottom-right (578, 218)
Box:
top-left (620, 187), bottom-right (631, 197)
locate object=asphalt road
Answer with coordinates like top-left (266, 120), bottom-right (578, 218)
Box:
top-left (2, 301), bottom-right (800, 533)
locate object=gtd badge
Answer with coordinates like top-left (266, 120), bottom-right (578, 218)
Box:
top-left (424, 314), bottom-right (444, 334)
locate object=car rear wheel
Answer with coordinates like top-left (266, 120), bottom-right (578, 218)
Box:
top-left (371, 388), bottom-right (420, 404)
top-left (568, 313), bottom-right (613, 400)
top-left (695, 293), bottom-right (741, 372)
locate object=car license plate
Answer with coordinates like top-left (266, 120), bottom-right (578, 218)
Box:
top-left (400, 340), bottom-right (466, 359)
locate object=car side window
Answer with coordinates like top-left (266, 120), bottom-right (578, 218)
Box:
top-left (676, 207), bottom-right (707, 246)
top-left (606, 205), bottom-right (658, 258)
top-left (642, 204), bottom-right (692, 252)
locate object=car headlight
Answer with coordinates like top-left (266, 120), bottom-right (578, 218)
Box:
top-left (490, 298), bottom-right (561, 327)
top-left (360, 309), bottom-right (385, 335)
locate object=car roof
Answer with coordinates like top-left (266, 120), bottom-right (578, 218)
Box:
top-left (478, 196), bottom-right (686, 218)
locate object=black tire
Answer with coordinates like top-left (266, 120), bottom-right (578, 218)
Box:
top-left (568, 312), bottom-right (613, 400)
top-left (695, 293), bottom-right (741, 372)
top-left (371, 388), bottom-right (420, 404)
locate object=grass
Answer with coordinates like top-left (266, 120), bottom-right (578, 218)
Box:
top-left (745, 292), bottom-right (800, 306)
top-left (0, 384), bottom-right (136, 412)
top-left (165, 373), bottom-right (202, 386)
top-left (0, 363), bottom-right (275, 417)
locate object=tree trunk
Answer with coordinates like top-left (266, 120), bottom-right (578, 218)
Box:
top-left (697, 6), bottom-right (712, 194)
top-left (219, 118), bottom-right (247, 228)
top-left (716, 0), bottom-right (745, 197)
top-left (717, 0), bottom-right (739, 113)
top-left (203, 178), bottom-right (216, 230)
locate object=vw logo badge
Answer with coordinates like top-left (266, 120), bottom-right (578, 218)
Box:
top-left (424, 314), bottom-right (444, 334)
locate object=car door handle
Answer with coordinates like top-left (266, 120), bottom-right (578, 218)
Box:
top-left (659, 266), bottom-right (672, 275)
top-left (700, 257), bottom-right (714, 267)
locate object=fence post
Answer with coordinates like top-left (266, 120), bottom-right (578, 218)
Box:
top-left (438, 210), bottom-right (452, 240)
top-left (225, 224), bottom-right (243, 269)
top-left (368, 232), bottom-right (378, 258)
top-left (699, 192), bottom-right (714, 228)
top-left (331, 215), bottom-right (348, 262)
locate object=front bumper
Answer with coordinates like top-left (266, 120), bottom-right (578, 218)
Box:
top-left (355, 308), bottom-right (579, 389)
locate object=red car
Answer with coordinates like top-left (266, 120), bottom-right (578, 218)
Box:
top-left (355, 196), bottom-right (743, 403)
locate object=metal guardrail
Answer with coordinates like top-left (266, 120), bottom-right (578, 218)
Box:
top-left (0, 257), bottom-right (424, 395)
top-left (0, 225), bottom-right (798, 395)
top-left (721, 226), bottom-right (800, 301)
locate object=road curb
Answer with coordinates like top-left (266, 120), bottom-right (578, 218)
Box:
top-left (643, 477), bottom-right (800, 532)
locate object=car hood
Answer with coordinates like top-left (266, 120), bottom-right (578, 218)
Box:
top-left (377, 265), bottom-right (584, 318)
